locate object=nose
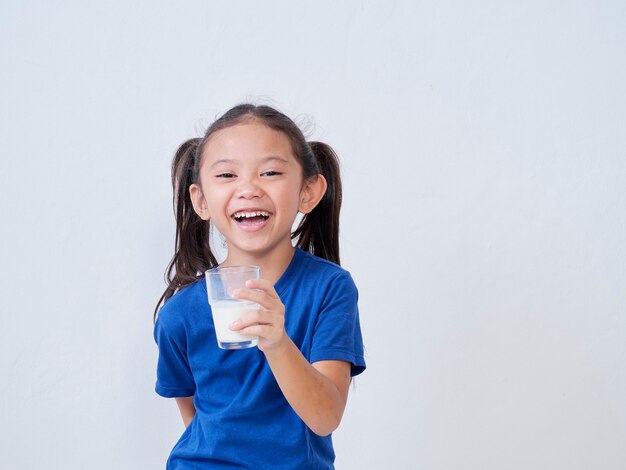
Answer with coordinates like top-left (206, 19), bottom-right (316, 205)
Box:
top-left (235, 177), bottom-right (263, 199)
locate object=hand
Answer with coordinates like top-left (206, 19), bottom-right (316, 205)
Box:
top-left (230, 278), bottom-right (289, 352)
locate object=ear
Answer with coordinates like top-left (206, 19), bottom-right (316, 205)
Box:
top-left (189, 183), bottom-right (210, 221)
top-left (299, 174), bottom-right (327, 214)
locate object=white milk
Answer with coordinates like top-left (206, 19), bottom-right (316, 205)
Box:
top-left (210, 300), bottom-right (259, 345)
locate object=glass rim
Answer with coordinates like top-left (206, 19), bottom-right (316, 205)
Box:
top-left (205, 265), bottom-right (260, 276)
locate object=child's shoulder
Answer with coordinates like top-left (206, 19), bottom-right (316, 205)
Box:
top-left (294, 248), bottom-right (356, 287)
top-left (155, 277), bottom-right (206, 326)
top-left (299, 248), bottom-right (340, 268)
top-left (287, 250), bottom-right (359, 309)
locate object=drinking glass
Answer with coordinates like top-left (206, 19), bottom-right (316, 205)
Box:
top-left (205, 265), bottom-right (260, 350)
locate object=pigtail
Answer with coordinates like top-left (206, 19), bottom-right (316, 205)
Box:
top-left (293, 141), bottom-right (342, 265)
top-left (153, 138), bottom-right (217, 321)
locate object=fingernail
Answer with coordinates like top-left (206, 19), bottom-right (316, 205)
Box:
top-left (229, 321), bottom-right (240, 330)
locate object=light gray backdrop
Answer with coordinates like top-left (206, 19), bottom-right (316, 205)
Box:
top-left (1, 1), bottom-right (625, 469)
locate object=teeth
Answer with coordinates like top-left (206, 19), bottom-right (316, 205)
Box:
top-left (233, 210), bottom-right (270, 219)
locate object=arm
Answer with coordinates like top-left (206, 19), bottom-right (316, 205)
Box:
top-left (231, 279), bottom-right (352, 436)
top-left (175, 396), bottom-right (196, 427)
top-left (265, 344), bottom-right (351, 436)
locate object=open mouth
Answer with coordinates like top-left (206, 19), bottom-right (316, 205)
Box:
top-left (231, 210), bottom-right (271, 224)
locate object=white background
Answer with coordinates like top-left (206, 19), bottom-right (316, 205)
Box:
top-left (1, 1), bottom-right (625, 469)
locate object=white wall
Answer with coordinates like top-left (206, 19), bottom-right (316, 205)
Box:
top-left (1, 1), bottom-right (625, 468)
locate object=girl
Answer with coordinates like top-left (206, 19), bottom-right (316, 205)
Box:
top-left (153, 104), bottom-right (366, 469)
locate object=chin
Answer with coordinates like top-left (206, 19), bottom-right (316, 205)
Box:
top-left (230, 238), bottom-right (292, 260)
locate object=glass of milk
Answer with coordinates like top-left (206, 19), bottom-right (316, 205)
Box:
top-left (205, 265), bottom-right (260, 350)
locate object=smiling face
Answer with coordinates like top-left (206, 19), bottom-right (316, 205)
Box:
top-left (189, 120), bottom-right (326, 265)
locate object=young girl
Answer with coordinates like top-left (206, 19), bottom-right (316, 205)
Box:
top-left (153, 104), bottom-right (366, 469)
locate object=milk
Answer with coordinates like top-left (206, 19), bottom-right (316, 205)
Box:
top-left (211, 300), bottom-right (259, 348)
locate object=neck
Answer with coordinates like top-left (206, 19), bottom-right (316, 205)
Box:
top-left (222, 244), bottom-right (296, 285)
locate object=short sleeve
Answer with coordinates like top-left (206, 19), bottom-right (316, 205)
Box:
top-left (153, 307), bottom-right (196, 398)
top-left (309, 272), bottom-right (366, 377)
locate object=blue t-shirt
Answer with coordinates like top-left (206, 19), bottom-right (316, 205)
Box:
top-left (154, 248), bottom-right (366, 469)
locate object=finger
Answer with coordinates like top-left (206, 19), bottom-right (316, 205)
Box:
top-left (230, 310), bottom-right (283, 330)
top-left (229, 309), bottom-right (264, 330)
top-left (233, 288), bottom-right (280, 309)
top-left (244, 278), bottom-right (279, 299)
top-left (236, 324), bottom-right (276, 338)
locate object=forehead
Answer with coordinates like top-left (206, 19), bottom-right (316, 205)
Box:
top-left (201, 122), bottom-right (295, 164)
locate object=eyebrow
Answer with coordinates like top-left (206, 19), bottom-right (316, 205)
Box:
top-left (209, 155), bottom-right (290, 168)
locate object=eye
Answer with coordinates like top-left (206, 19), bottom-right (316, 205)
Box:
top-left (216, 173), bottom-right (236, 178)
top-left (261, 171), bottom-right (282, 177)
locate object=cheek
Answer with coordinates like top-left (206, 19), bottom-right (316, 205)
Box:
top-left (283, 183), bottom-right (306, 210)
top-left (203, 189), bottom-right (229, 214)
top-left (204, 182), bottom-right (227, 199)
